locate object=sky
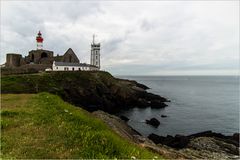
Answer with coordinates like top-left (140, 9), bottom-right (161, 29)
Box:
top-left (0, 1), bottom-right (239, 75)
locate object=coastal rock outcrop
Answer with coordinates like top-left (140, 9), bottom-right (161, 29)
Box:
top-left (93, 110), bottom-right (240, 159)
top-left (148, 131), bottom-right (240, 159)
top-left (180, 136), bottom-right (240, 159)
top-left (146, 118), bottom-right (160, 127)
top-left (148, 134), bottom-right (189, 149)
top-left (1, 71), bottom-right (169, 113)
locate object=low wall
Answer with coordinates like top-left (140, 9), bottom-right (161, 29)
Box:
top-left (1, 64), bottom-right (51, 76)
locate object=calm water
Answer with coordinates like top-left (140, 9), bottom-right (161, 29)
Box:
top-left (116, 76), bottom-right (239, 136)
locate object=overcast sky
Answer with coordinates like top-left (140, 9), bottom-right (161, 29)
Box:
top-left (0, 1), bottom-right (239, 75)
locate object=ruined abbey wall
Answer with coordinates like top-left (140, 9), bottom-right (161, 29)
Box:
top-left (5, 48), bottom-right (79, 70)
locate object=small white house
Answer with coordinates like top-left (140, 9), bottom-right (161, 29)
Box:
top-left (52, 61), bottom-right (99, 71)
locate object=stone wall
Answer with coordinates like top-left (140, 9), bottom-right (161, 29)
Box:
top-left (28, 50), bottom-right (54, 64)
top-left (4, 48), bottom-right (81, 72)
top-left (62, 48), bottom-right (80, 63)
top-left (6, 54), bottom-right (22, 67)
top-left (1, 64), bottom-right (51, 75)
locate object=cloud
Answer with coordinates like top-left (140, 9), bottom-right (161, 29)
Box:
top-left (104, 37), bottom-right (126, 53)
top-left (0, 1), bottom-right (239, 75)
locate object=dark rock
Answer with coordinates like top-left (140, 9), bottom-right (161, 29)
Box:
top-left (232, 133), bottom-right (239, 142)
top-left (146, 118), bottom-right (160, 127)
top-left (120, 115), bottom-right (129, 122)
top-left (150, 100), bottom-right (168, 108)
top-left (148, 131), bottom-right (240, 158)
top-left (144, 92), bottom-right (168, 102)
top-left (161, 115), bottom-right (167, 118)
top-left (188, 130), bottom-right (213, 138)
top-left (148, 133), bottom-right (190, 149)
top-left (170, 135), bottom-right (190, 149)
top-left (135, 82), bottom-right (149, 90)
top-left (148, 134), bottom-right (175, 146)
top-left (135, 98), bottom-right (149, 108)
top-left (148, 133), bottom-right (166, 144)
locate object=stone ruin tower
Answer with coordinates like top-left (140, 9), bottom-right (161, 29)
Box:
top-left (5, 53), bottom-right (22, 67)
top-left (90, 35), bottom-right (100, 69)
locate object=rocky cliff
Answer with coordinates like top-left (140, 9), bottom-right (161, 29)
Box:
top-left (1, 71), bottom-right (168, 113)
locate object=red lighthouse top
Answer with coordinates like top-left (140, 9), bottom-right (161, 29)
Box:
top-left (36, 31), bottom-right (43, 43)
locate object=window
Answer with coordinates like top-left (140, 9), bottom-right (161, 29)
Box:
top-left (31, 54), bottom-right (34, 62)
top-left (41, 52), bottom-right (48, 58)
top-left (96, 62), bottom-right (98, 65)
top-left (79, 68), bottom-right (81, 71)
top-left (56, 67), bottom-right (58, 69)
top-left (96, 55), bottom-right (98, 59)
top-left (72, 67), bottom-right (74, 71)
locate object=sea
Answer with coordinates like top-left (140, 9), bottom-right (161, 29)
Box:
top-left (116, 76), bottom-right (239, 136)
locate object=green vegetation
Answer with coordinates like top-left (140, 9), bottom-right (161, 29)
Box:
top-left (1, 71), bottom-right (141, 113)
top-left (1, 71), bottom-right (115, 94)
top-left (1, 93), bottom-right (161, 159)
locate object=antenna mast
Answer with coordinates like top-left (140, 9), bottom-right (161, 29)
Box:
top-left (92, 34), bottom-right (95, 44)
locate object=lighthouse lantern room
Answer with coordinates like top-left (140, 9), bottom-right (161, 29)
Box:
top-left (36, 31), bottom-right (43, 50)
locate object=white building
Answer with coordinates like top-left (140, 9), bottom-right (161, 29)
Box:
top-left (46, 35), bottom-right (101, 72)
top-left (90, 35), bottom-right (100, 69)
top-left (52, 61), bottom-right (98, 71)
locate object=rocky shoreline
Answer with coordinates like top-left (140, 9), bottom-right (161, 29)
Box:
top-left (2, 71), bottom-right (239, 158)
top-left (93, 110), bottom-right (240, 159)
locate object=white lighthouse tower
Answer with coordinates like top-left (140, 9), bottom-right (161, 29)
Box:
top-left (90, 34), bottom-right (100, 69)
top-left (36, 31), bottom-right (43, 50)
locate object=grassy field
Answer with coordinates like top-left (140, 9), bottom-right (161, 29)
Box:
top-left (1, 92), bottom-right (161, 159)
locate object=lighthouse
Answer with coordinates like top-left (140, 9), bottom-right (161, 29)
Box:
top-left (36, 31), bottom-right (43, 50)
top-left (90, 34), bottom-right (100, 69)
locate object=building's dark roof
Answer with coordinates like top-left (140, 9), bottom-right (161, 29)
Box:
top-left (54, 62), bottom-right (97, 68)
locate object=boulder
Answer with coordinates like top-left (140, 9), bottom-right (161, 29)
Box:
top-left (120, 115), bottom-right (129, 122)
top-left (148, 133), bottom-right (166, 144)
top-left (146, 118), bottom-right (160, 127)
top-left (148, 133), bottom-right (190, 149)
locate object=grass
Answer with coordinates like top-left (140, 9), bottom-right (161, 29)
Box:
top-left (1, 92), bottom-right (162, 159)
top-left (1, 71), bottom-right (115, 93)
